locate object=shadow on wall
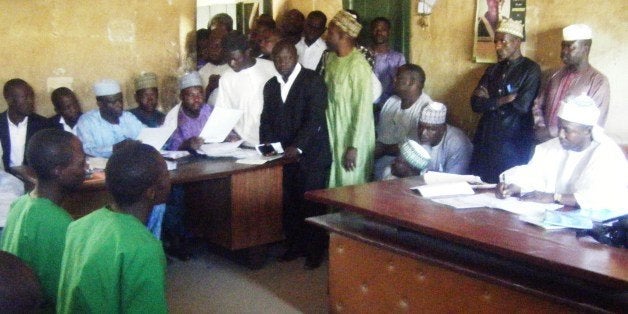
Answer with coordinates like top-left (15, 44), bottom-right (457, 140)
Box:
top-left (441, 66), bottom-right (486, 139)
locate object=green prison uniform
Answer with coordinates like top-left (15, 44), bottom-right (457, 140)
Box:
top-left (57, 207), bottom-right (167, 313)
top-left (324, 48), bottom-right (375, 188)
top-left (0, 194), bottom-right (73, 311)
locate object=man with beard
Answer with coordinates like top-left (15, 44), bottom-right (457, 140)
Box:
top-left (129, 72), bottom-right (165, 127)
top-left (469, 18), bottom-right (541, 183)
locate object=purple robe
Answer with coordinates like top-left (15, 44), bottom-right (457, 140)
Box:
top-left (167, 104), bottom-right (213, 150)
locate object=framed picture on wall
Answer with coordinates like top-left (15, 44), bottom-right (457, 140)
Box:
top-left (473, 0), bottom-right (527, 63)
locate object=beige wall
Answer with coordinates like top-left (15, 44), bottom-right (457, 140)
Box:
top-left (0, 0), bottom-right (196, 116)
top-left (410, 0), bottom-right (628, 142)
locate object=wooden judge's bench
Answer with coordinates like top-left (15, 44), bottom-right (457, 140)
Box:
top-left (306, 177), bottom-right (627, 313)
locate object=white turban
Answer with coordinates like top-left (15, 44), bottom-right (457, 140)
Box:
top-left (420, 102), bottom-right (447, 124)
top-left (93, 79), bottom-right (121, 96)
top-left (180, 71), bottom-right (203, 90)
top-left (557, 94), bottom-right (599, 126)
top-left (563, 24), bottom-right (592, 41)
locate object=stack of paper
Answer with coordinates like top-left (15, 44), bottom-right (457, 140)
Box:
top-left (430, 193), bottom-right (563, 217)
top-left (199, 140), bottom-right (244, 157)
top-left (423, 171), bottom-right (495, 189)
top-left (411, 182), bottom-right (475, 198)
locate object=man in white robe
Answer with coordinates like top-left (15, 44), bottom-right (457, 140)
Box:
top-left (497, 95), bottom-right (628, 210)
top-left (215, 32), bottom-right (277, 146)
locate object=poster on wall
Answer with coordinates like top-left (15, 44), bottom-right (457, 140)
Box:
top-left (473, 0), bottom-right (527, 63)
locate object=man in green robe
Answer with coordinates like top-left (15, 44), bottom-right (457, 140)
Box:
top-left (324, 10), bottom-right (375, 187)
top-left (1, 129), bottom-right (87, 311)
top-left (57, 142), bottom-right (170, 313)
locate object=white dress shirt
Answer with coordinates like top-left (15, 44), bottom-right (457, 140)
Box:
top-left (7, 115), bottom-right (28, 167)
top-left (276, 63), bottom-right (302, 102)
top-left (295, 37), bottom-right (327, 70)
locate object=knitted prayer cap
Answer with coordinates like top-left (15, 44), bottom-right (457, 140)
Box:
top-left (179, 71), bottom-right (203, 90)
top-left (496, 17), bottom-right (524, 39)
top-left (557, 94), bottom-right (599, 126)
top-left (330, 10), bottom-right (362, 38)
top-left (563, 24), bottom-right (592, 41)
top-left (135, 72), bottom-right (158, 91)
top-left (420, 102), bottom-right (447, 124)
top-left (93, 79), bottom-right (121, 96)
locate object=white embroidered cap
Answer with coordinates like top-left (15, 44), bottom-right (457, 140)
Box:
top-left (563, 24), bottom-right (593, 41)
top-left (179, 71), bottom-right (203, 90)
top-left (93, 79), bottom-right (121, 96)
top-left (557, 94), bottom-right (599, 126)
top-left (420, 102), bottom-right (447, 124)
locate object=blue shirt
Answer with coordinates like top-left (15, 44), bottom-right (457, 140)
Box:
top-left (76, 109), bottom-right (145, 157)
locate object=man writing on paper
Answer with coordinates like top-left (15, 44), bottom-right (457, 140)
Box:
top-left (164, 71), bottom-right (213, 151)
top-left (496, 95), bottom-right (628, 210)
top-left (261, 40), bottom-right (331, 269)
top-left (389, 102), bottom-right (473, 178)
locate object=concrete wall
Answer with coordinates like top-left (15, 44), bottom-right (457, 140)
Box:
top-left (0, 0), bottom-right (196, 115)
top-left (410, 0), bottom-right (628, 142)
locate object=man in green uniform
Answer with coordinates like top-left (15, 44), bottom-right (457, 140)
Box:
top-left (324, 10), bottom-right (375, 187)
top-left (1, 129), bottom-right (87, 311)
top-left (57, 142), bottom-right (170, 313)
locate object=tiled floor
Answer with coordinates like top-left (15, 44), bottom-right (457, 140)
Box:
top-left (166, 244), bottom-right (328, 314)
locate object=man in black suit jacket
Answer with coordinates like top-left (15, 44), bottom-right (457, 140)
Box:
top-left (260, 40), bottom-right (331, 269)
top-left (1, 79), bottom-right (50, 170)
top-left (47, 87), bottom-right (82, 133)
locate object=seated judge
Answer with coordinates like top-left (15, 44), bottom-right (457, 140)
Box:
top-left (164, 71), bottom-right (213, 151)
top-left (48, 87), bottom-right (83, 134)
top-left (261, 40), bottom-right (331, 269)
top-left (389, 102), bottom-right (473, 178)
top-left (129, 72), bottom-right (165, 127)
top-left (1, 79), bottom-right (50, 170)
top-left (215, 31), bottom-right (277, 146)
top-left (373, 64), bottom-right (433, 180)
top-left (75, 79), bottom-right (145, 158)
top-left (1, 129), bottom-right (86, 310)
top-left (497, 95), bottom-right (628, 210)
top-left (57, 143), bottom-right (169, 313)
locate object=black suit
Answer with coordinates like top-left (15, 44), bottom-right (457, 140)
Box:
top-left (260, 67), bottom-right (331, 261)
top-left (47, 114), bottom-right (64, 130)
top-left (0, 111), bottom-right (51, 169)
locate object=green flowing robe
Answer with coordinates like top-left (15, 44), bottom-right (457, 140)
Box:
top-left (324, 48), bottom-right (375, 187)
top-left (57, 208), bottom-right (167, 314)
top-left (1, 194), bottom-right (72, 311)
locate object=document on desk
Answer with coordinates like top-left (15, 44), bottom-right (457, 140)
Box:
top-left (200, 140), bottom-right (244, 157)
top-left (137, 125), bottom-right (176, 150)
top-left (236, 155), bottom-right (283, 165)
top-left (411, 182), bottom-right (475, 198)
top-left (423, 172), bottom-right (483, 184)
top-left (431, 193), bottom-right (563, 217)
top-left (199, 107), bottom-right (243, 143)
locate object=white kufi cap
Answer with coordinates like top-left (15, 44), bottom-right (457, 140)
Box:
top-left (180, 71), bottom-right (203, 90)
top-left (93, 79), bottom-right (121, 96)
top-left (420, 102), bottom-right (447, 124)
top-left (557, 94), bottom-right (599, 126)
top-left (563, 24), bottom-right (592, 41)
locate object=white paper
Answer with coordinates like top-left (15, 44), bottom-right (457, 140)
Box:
top-left (200, 140), bottom-right (244, 157)
top-left (87, 157), bottom-right (108, 170)
top-left (519, 215), bottom-right (566, 230)
top-left (236, 155), bottom-right (283, 165)
top-left (411, 182), bottom-right (475, 198)
top-left (160, 150), bottom-right (190, 160)
top-left (137, 125), bottom-right (176, 150)
top-left (199, 107), bottom-right (243, 143)
top-left (430, 193), bottom-right (563, 217)
top-left (423, 171), bottom-right (483, 185)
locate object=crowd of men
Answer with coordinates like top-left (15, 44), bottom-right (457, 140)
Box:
top-left (0, 8), bottom-right (626, 312)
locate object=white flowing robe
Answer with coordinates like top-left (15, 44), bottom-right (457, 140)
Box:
top-left (501, 135), bottom-right (628, 210)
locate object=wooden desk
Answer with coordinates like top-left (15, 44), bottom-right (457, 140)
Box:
top-left (12, 156), bottom-right (285, 258)
top-left (305, 177), bottom-right (628, 312)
